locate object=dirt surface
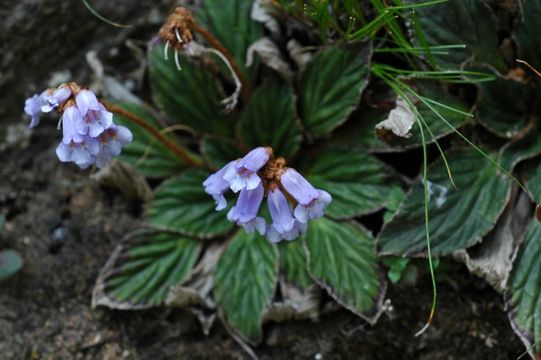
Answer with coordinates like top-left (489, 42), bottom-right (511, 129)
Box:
top-left (0, 0), bottom-right (528, 359)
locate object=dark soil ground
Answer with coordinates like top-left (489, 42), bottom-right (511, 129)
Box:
top-left (0, 0), bottom-right (528, 359)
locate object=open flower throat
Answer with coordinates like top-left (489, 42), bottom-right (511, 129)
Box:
top-left (203, 147), bottom-right (332, 243)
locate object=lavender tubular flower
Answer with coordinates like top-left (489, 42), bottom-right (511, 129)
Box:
top-left (280, 168), bottom-right (320, 205)
top-left (280, 168), bottom-right (332, 223)
top-left (223, 147), bottom-right (270, 192)
top-left (61, 106), bottom-right (84, 144)
top-left (227, 182), bottom-right (266, 235)
top-left (203, 161), bottom-right (236, 210)
top-left (293, 190), bottom-right (332, 223)
top-left (266, 187), bottom-right (295, 243)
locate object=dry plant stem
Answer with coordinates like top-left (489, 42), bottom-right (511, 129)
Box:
top-left (191, 22), bottom-right (250, 102)
top-left (103, 101), bottom-right (202, 168)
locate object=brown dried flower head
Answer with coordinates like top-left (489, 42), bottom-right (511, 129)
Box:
top-left (158, 7), bottom-right (195, 70)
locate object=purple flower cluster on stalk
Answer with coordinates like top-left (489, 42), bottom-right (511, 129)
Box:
top-left (23, 84), bottom-right (132, 169)
top-left (203, 147), bottom-right (332, 243)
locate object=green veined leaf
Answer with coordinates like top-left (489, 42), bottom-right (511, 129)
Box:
top-left (149, 44), bottom-right (232, 135)
top-left (214, 231), bottom-right (278, 344)
top-left (279, 240), bottom-right (312, 291)
top-left (305, 148), bottom-right (401, 219)
top-left (196, 0), bottom-right (263, 82)
top-left (238, 76), bottom-right (301, 158)
top-left (476, 70), bottom-right (535, 138)
top-left (514, 0), bottom-right (541, 74)
top-left (499, 125), bottom-right (541, 170)
top-left (112, 102), bottom-right (188, 178)
top-left (411, 0), bottom-right (505, 71)
top-left (147, 169), bottom-right (234, 239)
top-left (92, 229), bottom-right (200, 308)
top-left (524, 157), bottom-right (541, 204)
top-left (305, 218), bottom-right (384, 322)
top-left (299, 44), bottom-right (371, 137)
top-left (378, 149), bottom-right (511, 255)
top-left (506, 217), bottom-right (541, 354)
top-left (201, 136), bottom-right (242, 169)
top-left (332, 81), bottom-right (470, 151)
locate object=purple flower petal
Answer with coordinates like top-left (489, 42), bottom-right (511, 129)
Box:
top-left (70, 137), bottom-right (99, 168)
top-left (268, 188), bottom-right (295, 233)
top-left (107, 140), bottom-right (123, 157)
top-left (56, 143), bottom-right (72, 162)
top-left (282, 221), bottom-right (307, 241)
top-left (24, 94), bottom-right (43, 128)
top-left (294, 189), bottom-right (332, 223)
top-left (76, 89), bottom-right (100, 115)
top-left (224, 166), bottom-right (249, 193)
top-left (88, 120), bottom-right (105, 138)
top-left (293, 205), bottom-right (309, 223)
top-left (266, 226), bottom-right (281, 243)
top-left (236, 147), bottom-right (270, 172)
top-left (86, 137), bottom-right (100, 156)
top-left (245, 173), bottom-right (262, 191)
top-left (41, 87), bottom-right (71, 113)
top-left (280, 168), bottom-right (320, 206)
top-left (71, 146), bottom-right (92, 166)
top-left (203, 161), bottom-right (236, 210)
top-left (213, 194), bottom-right (227, 211)
top-left (223, 147), bottom-right (269, 193)
top-left (98, 105), bottom-right (113, 129)
top-left (62, 106), bottom-right (84, 144)
top-left (241, 217), bottom-right (266, 236)
top-left (116, 125), bottom-right (133, 144)
top-left (227, 182), bottom-right (264, 223)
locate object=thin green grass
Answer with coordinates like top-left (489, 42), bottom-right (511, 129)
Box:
top-left (81, 0), bottom-right (132, 28)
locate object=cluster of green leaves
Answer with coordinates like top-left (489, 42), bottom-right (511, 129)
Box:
top-left (92, 0), bottom-right (401, 344)
top-left (91, 0), bottom-right (541, 354)
top-left (371, 0), bottom-right (541, 355)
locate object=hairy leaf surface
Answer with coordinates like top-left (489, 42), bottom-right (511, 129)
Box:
top-left (305, 218), bottom-right (384, 322)
top-left (113, 103), bottom-right (188, 177)
top-left (150, 45), bottom-right (231, 135)
top-left (214, 231), bottom-right (278, 344)
top-left (299, 45), bottom-right (371, 137)
top-left (378, 149), bottom-right (511, 255)
top-left (147, 169), bottom-right (234, 238)
top-left (306, 148), bottom-right (400, 218)
top-left (238, 76), bottom-right (301, 158)
top-left (92, 230), bottom-right (200, 308)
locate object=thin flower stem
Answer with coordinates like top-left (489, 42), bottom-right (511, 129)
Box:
top-left (191, 22), bottom-right (250, 102)
top-left (103, 101), bottom-right (203, 168)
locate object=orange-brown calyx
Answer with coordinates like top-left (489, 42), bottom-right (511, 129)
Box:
top-left (158, 7), bottom-right (194, 50)
top-left (260, 156), bottom-right (286, 184)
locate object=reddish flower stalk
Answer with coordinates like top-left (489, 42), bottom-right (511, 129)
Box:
top-left (103, 101), bottom-right (202, 168)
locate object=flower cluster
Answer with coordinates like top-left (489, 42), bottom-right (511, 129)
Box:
top-left (203, 147), bottom-right (332, 243)
top-left (24, 83), bottom-right (132, 169)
